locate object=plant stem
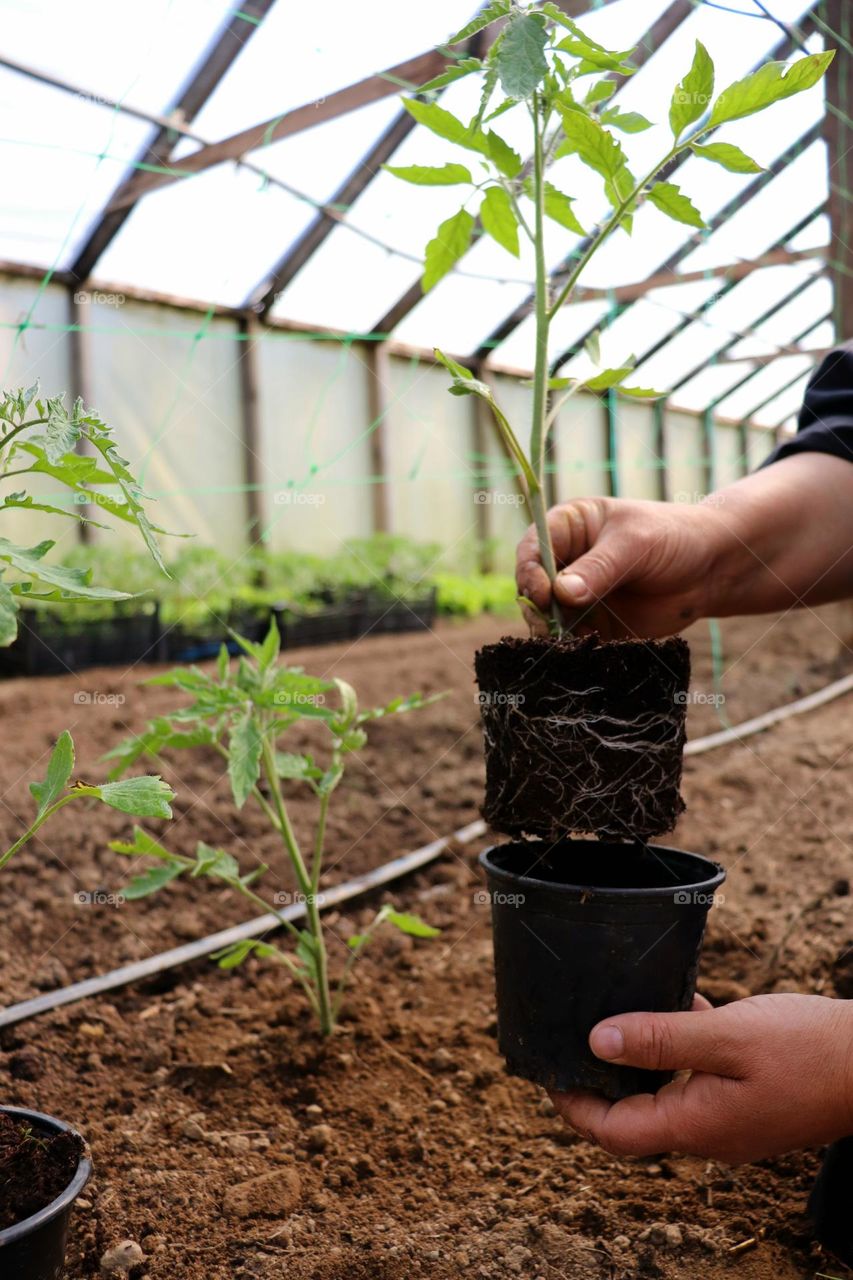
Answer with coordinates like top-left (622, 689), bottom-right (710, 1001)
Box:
top-left (0, 793), bottom-right (78, 870)
top-left (260, 736), bottom-right (334, 1035)
top-left (528, 93), bottom-right (562, 633)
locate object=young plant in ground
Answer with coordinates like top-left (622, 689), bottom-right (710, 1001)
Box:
top-left (0, 382), bottom-right (169, 644)
top-left (389, 6), bottom-right (833, 634)
top-left (0, 729), bottom-right (174, 870)
top-left (103, 620), bottom-right (439, 1034)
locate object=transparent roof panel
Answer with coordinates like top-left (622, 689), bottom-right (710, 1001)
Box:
top-left (672, 362), bottom-right (760, 413)
top-left (727, 275), bottom-right (833, 360)
top-left (753, 371), bottom-right (812, 427)
top-left (187, 0), bottom-right (481, 140)
top-left (0, 66), bottom-right (151, 269)
top-left (99, 97), bottom-right (403, 307)
top-left (0, 0), bottom-right (234, 116)
top-left (716, 354), bottom-right (814, 420)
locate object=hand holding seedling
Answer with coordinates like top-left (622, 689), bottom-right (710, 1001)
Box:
top-left (390, 5), bottom-right (833, 636)
top-left (550, 991), bottom-right (853, 1164)
top-left (517, 452), bottom-right (853, 638)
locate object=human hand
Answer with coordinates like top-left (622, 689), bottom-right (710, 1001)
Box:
top-left (551, 993), bottom-right (853, 1164)
top-left (515, 496), bottom-right (722, 639)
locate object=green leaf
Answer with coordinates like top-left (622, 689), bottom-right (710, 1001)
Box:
top-left (585, 79), bottom-right (617, 106)
top-left (124, 858), bottom-right (186, 900)
top-left (275, 752), bottom-right (322, 780)
top-left (618, 385), bottom-right (665, 399)
top-left (0, 576), bottom-right (18, 646)
top-left (709, 50), bottom-right (834, 128)
top-left (423, 207), bottom-right (475, 291)
top-left (42, 395), bottom-right (82, 464)
top-left (670, 40), bottom-right (714, 140)
top-left (81, 425), bottom-right (167, 575)
top-left (400, 99), bottom-right (487, 156)
top-left (30, 730), bottom-right (75, 818)
top-left (555, 37), bottom-right (634, 72)
top-left (418, 57), bottom-right (482, 92)
top-left (485, 130), bottom-right (523, 178)
top-left (192, 841), bottom-right (241, 881)
top-left (543, 182), bottom-right (586, 235)
top-left (584, 365), bottom-right (635, 392)
top-left (78, 775), bottom-right (175, 819)
top-left (217, 643), bottom-right (229, 682)
top-left (317, 762), bottom-right (344, 797)
top-left (601, 106), bottom-right (653, 133)
top-left (0, 539), bottom-right (132, 602)
top-left (109, 826), bottom-right (175, 861)
top-left (384, 162), bottom-right (473, 186)
top-left (357, 690), bottom-right (442, 723)
top-left (257, 615), bottom-right (280, 672)
top-left (647, 181), bottom-right (705, 228)
top-left (481, 186), bottom-right (520, 256)
top-left (690, 141), bottom-right (763, 173)
top-left (385, 910), bottom-right (440, 939)
top-left (448, 0), bottom-right (512, 45)
top-left (556, 110), bottom-right (627, 181)
top-left (228, 708), bottom-right (262, 809)
top-left (496, 13), bottom-right (548, 99)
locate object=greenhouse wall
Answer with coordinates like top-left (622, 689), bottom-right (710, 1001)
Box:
top-left (0, 273), bottom-right (774, 570)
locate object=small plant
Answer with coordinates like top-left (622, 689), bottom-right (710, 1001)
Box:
top-left (0, 382), bottom-right (168, 645)
top-left (389, 6), bottom-right (833, 634)
top-left (104, 620), bottom-right (439, 1034)
top-left (0, 729), bottom-right (174, 871)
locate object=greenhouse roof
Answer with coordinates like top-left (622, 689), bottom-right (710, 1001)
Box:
top-left (0, 0), bottom-right (843, 428)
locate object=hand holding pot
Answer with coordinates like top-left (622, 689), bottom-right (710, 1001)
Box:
top-left (551, 992), bottom-right (853, 1164)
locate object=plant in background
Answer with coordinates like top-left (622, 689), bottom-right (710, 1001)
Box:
top-left (0, 729), bottom-right (174, 870)
top-left (103, 620), bottom-right (439, 1034)
top-left (0, 382), bottom-right (169, 644)
top-left (388, 5), bottom-right (833, 635)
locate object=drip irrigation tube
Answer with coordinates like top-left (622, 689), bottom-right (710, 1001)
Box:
top-left (3, 669), bottom-right (853, 1029)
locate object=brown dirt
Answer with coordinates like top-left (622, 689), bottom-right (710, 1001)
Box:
top-left (0, 607), bottom-right (850, 1278)
top-left (0, 1109), bottom-right (83, 1230)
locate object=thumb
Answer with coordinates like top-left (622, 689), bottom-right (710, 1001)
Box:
top-left (589, 1008), bottom-right (742, 1076)
top-left (551, 526), bottom-right (642, 609)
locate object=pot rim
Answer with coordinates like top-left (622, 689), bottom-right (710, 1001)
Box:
top-left (479, 841), bottom-right (725, 901)
top-left (0, 1106), bottom-right (92, 1246)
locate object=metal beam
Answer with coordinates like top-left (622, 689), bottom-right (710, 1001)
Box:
top-left (249, 109), bottom-right (417, 315)
top-left (103, 49), bottom-right (458, 215)
top-left (237, 316), bottom-right (264, 537)
top-left (823, 0), bottom-right (853, 341)
top-left (70, 0), bottom-right (277, 282)
top-left (67, 288), bottom-right (95, 542)
top-left (715, 342), bottom-right (831, 367)
top-left (373, 0), bottom-right (695, 341)
top-left (572, 245), bottom-right (824, 304)
top-left (364, 343), bottom-right (392, 533)
top-left (706, 311), bottom-right (831, 411)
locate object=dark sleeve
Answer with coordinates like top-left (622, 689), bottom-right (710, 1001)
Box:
top-left (762, 347), bottom-right (853, 467)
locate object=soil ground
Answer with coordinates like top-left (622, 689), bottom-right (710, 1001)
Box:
top-left (0, 607), bottom-right (851, 1279)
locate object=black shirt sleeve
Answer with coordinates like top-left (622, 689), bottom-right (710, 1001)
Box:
top-left (762, 347), bottom-right (853, 467)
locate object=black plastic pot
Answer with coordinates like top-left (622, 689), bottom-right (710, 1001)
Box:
top-left (0, 606), bottom-right (162, 677)
top-left (0, 1106), bottom-right (92, 1280)
top-left (808, 1136), bottom-right (853, 1267)
top-left (480, 839), bottom-right (725, 1100)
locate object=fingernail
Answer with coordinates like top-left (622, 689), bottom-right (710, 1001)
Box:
top-left (558, 572), bottom-right (591, 603)
top-left (590, 1024), bottom-right (624, 1060)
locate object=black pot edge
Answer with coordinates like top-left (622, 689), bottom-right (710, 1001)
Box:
top-left (0, 1106), bottom-right (92, 1246)
top-left (479, 842), bottom-right (726, 903)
